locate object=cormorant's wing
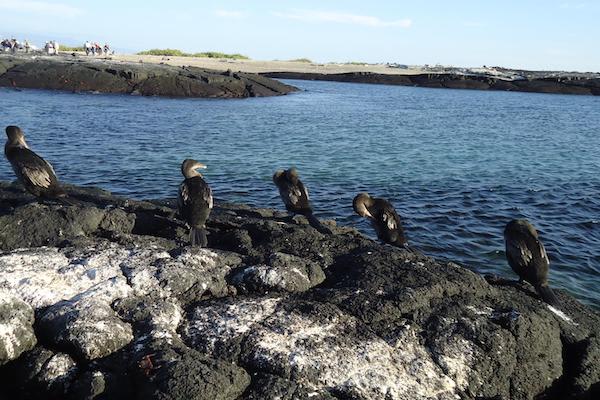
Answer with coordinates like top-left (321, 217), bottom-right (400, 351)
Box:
top-left (178, 181), bottom-right (189, 210)
top-left (8, 147), bottom-right (58, 189)
top-left (506, 237), bottom-right (533, 269)
top-left (203, 185), bottom-right (213, 209)
top-left (381, 206), bottom-right (398, 230)
top-left (280, 180), bottom-right (303, 207)
top-left (298, 180), bottom-right (309, 201)
top-left (538, 240), bottom-right (550, 265)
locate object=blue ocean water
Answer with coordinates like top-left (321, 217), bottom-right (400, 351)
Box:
top-left (1, 81), bottom-right (599, 308)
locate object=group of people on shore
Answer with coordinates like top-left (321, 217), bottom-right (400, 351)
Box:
top-left (1, 37), bottom-right (113, 56)
top-left (44, 41), bottom-right (60, 55)
top-left (1, 38), bottom-right (33, 53)
top-left (1, 38), bottom-right (60, 55)
top-left (84, 41), bottom-right (112, 56)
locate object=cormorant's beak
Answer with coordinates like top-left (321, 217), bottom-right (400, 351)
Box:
top-left (17, 136), bottom-right (28, 148)
top-left (355, 202), bottom-right (374, 219)
top-left (195, 163), bottom-right (207, 170)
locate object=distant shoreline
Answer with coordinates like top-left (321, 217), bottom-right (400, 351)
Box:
top-left (1, 52), bottom-right (599, 96)
top-left (108, 53), bottom-right (600, 96)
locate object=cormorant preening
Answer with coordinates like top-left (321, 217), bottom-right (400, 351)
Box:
top-left (4, 125), bottom-right (67, 199)
top-left (273, 167), bottom-right (331, 234)
top-left (178, 159), bottom-right (213, 247)
top-left (504, 219), bottom-right (560, 307)
top-left (353, 192), bottom-right (408, 248)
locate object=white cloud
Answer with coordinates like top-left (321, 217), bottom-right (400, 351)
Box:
top-left (0, 0), bottom-right (83, 17)
top-left (215, 9), bottom-right (245, 19)
top-left (272, 9), bottom-right (412, 28)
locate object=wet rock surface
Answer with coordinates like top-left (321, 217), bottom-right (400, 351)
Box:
top-left (0, 55), bottom-right (297, 98)
top-left (263, 71), bottom-right (600, 96)
top-left (0, 180), bottom-right (599, 399)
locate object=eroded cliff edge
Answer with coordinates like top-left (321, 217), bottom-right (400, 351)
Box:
top-left (0, 181), bottom-right (599, 400)
top-left (0, 55), bottom-right (297, 98)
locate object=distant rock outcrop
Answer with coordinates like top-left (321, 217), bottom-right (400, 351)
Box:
top-left (0, 181), bottom-right (599, 399)
top-left (262, 71), bottom-right (600, 96)
top-left (0, 55), bottom-right (297, 98)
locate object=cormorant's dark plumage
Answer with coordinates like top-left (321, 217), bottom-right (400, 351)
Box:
top-left (4, 125), bottom-right (66, 198)
top-left (353, 192), bottom-right (407, 247)
top-left (504, 219), bottom-right (560, 307)
top-left (178, 159), bottom-right (213, 247)
top-left (273, 167), bottom-right (331, 234)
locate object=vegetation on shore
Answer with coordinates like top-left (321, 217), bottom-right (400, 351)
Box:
top-left (288, 58), bottom-right (313, 63)
top-left (137, 49), bottom-right (250, 59)
top-left (60, 45), bottom-right (85, 52)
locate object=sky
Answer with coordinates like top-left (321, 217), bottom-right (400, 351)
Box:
top-left (0, 0), bottom-right (598, 72)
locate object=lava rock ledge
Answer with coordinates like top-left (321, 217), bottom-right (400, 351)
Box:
top-left (0, 181), bottom-right (599, 400)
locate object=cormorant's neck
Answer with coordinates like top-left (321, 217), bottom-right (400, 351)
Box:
top-left (6, 137), bottom-right (29, 149)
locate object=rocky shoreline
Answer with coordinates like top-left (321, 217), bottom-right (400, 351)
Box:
top-left (0, 55), bottom-right (297, 98)
top-left (262, 71), bottom-right (600, 96)
top-left (1, 180), bottom-right (599, 399)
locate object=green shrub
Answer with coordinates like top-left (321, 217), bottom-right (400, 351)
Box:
top-left (136, 49), bottom-right (249, 59)
top-left (137, 49), bottom-right (189, 57)
top-left (288, 58), bottom-right (313, 63)
top-left (60, 45), bottom-right (85, 52)
top-left (192, 52), bottom-right (249, 59)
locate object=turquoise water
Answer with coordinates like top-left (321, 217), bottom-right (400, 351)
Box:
top-left (1, 81), bottom-right (599, 308)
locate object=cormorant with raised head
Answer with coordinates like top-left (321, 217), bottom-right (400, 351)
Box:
top-left (353, 192), bottom-right (408, 248)
top-left (178, 159), bottom-right (213, 247)
top-left (273, 167), bottom-right (331, 234)
top-left (4, 125), bottom-right (67, 199)
top-left (504, 219), bottom-right (560, 307)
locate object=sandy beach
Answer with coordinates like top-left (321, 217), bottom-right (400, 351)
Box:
top-left (112, 54), bottom-right (425, 75)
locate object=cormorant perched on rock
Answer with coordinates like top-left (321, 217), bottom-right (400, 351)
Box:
top-left (504, 219), bottom-right (560, 307)
top-left (353, 192), bottom-right (408, 248)
top-left (178, 159), bottom-right (213, 247)
top-left (4, 125), bottom-right (67, 199)
top-left (273, 167), bottom-right (331, 234)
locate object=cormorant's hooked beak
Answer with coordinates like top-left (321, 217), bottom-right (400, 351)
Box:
top-left (362, 208), bottom-right (374, 219)
top-left (194, 163), bottom-right (207, 170)
top-left (17, 136), bottom-right (28, 147)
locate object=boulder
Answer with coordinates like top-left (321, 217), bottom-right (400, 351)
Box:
top-left (38, 296), bottom-right (134, 361)
top-left (9, 346), bottom-right (78, 399)
top-left (232, 252), bottom-right (326, 293)
top-left (0, 289), bottom-right (37, 365)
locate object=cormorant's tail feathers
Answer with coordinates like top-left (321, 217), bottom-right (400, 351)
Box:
top-left (190, 227), bottom-right (208, 247)
top-left (536, 285), bottom-right (560, 307)
top-left (305, 212), bottom-right (333, 235)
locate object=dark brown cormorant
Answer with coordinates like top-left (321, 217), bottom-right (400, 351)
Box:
top-left (353, 192), bottom-right (408, 248)
top-left (4, 125), bottom-right (67, 199)
top-left (273, 167), bottom-right (331, 234)
top-left (504, 219), bottom-right (560, 307)
top-left (178, 159), bottom-right (213, 247)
